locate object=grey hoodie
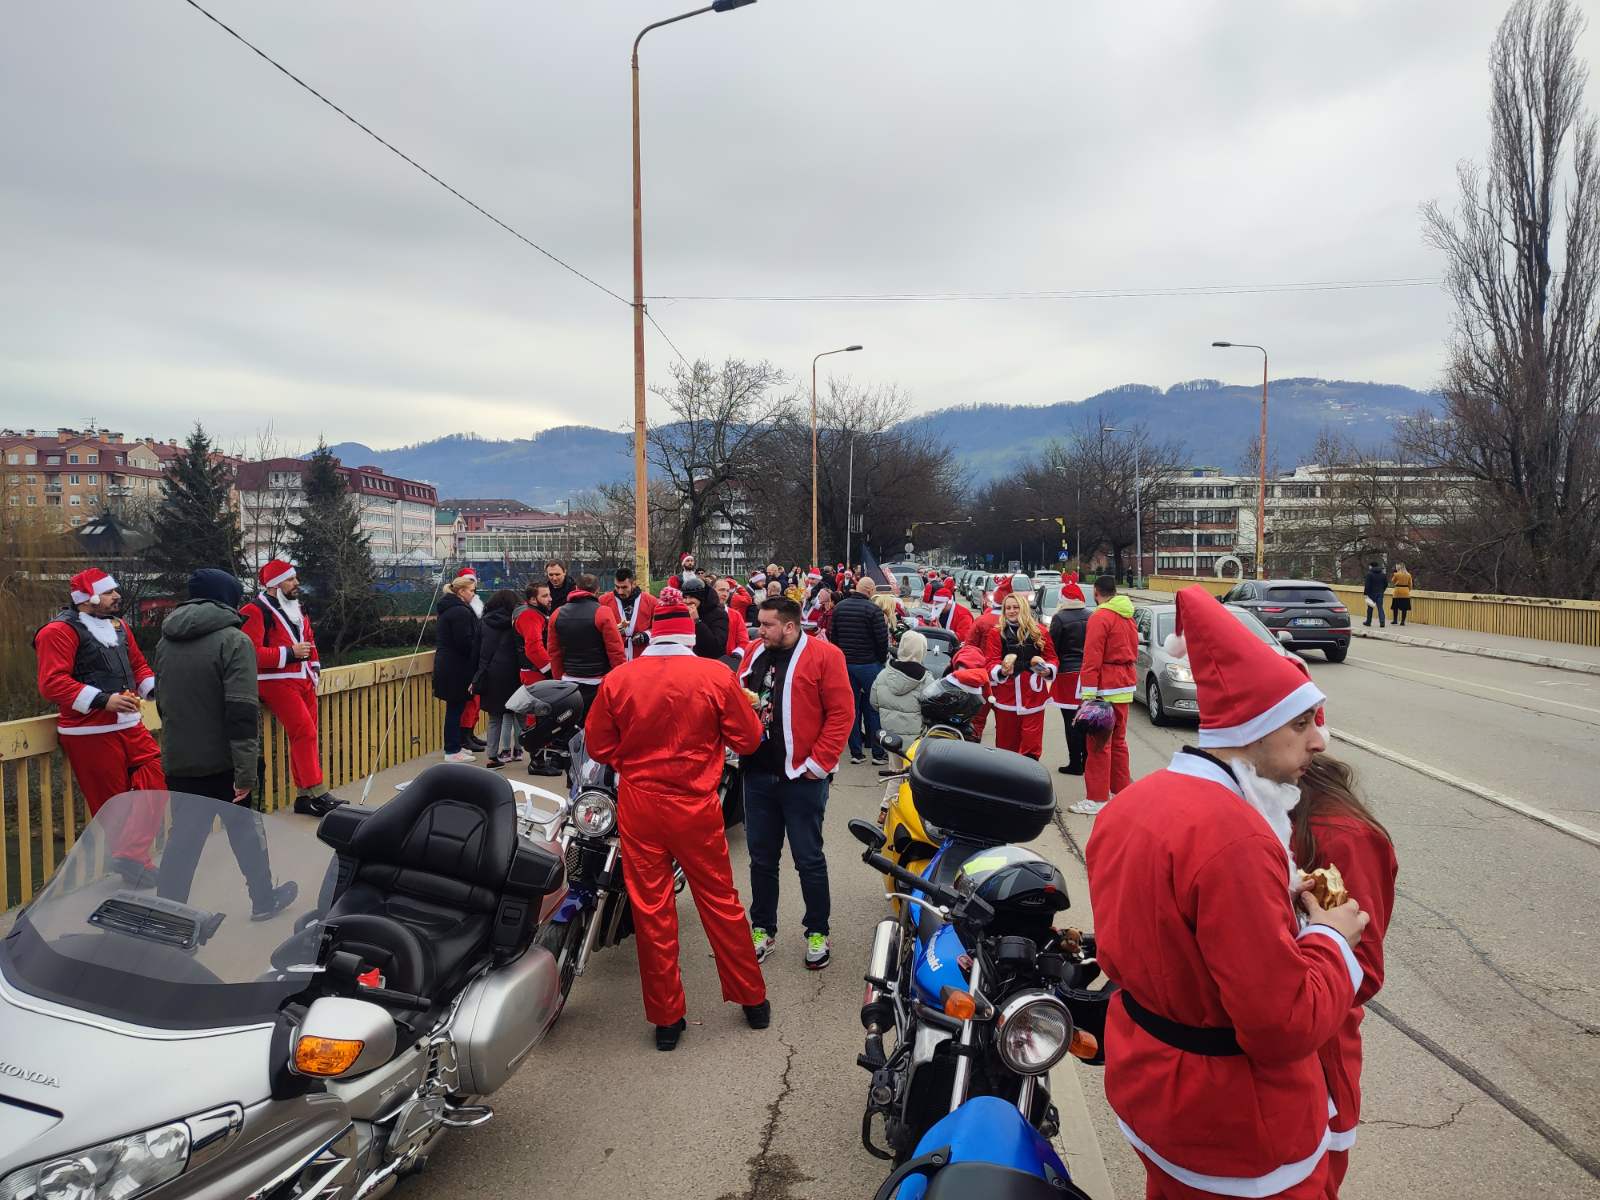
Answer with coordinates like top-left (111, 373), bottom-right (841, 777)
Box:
top-left (155, 600), bottom-right (260, 792)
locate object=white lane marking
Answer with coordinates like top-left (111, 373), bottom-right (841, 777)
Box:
top-left (1351, 658), bottom-right (1600, 718)
top-left (1328, 726), bottom-right (1600, 850)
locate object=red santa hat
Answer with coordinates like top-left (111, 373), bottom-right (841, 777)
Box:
top-left (936, 577), bottom-right (956, 597)
top-left (259, 559), bottom-right (297, 590)
top-left (806, 567), bottom-right (822, 584)
top-left (680, 552), bottom-right (695, 565)
top-left (69, 568), bottom-right (118, 605)
top-left (1167, 585), bottom-right (1325, 747)
top-left (650, 586), bottom-right (695, 645)
top-left (455, 566), bottom-right (477, 580)
top-left (749, 571), bottom-right (767, 587)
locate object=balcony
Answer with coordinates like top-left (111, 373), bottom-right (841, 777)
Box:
top-left (43, 483), bottom-right (62, 494)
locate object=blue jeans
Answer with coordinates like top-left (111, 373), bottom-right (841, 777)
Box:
top-left (846, 662), bottom-right (885, 760)
top-left (743, 770), bottom-right (830, 937)
top-left (443, 698), bottom-right (467, 753)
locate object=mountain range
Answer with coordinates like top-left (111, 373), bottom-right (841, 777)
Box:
top-left (326, 377), bottom-right (1443, 508)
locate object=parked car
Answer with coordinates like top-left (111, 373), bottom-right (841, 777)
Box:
top-left (1133, 602), bottom-right (1283, 724)
top-left (1219, 579), bottom-right (1351, 661)
top-left (1033, 568), bottom-right (1062, 589)
top-left (1034, 583), bottom-right (1096, 620)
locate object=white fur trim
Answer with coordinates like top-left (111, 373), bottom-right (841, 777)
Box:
top-left (1327, 1127), bottom-right (1358, 1151)
top-left (1163, 632), bottom-right (1187, 659)
top-left (71, 685), bottom-right (99, 714)
top-left (1298, 924), bottom-right (1364, 994)
top-left (1198, 679), bottom-right (1325, 748)
top-left (260, 562), bottom-right (296, 589)
top-left (780, 632), bottom-right (810, 779)
top-left (278, 646), bottom-right (289, 669)
top-left (1115, 1116), bottom-right (1330, 1198)
top-left (1164, 749), bottom-right (1245, 797)
top-left (801, 755), bottom-right (829, 778)
top-left (138, 676), bottom-right (156, 698)
top-left (641, 640), bottom-right (693, 657)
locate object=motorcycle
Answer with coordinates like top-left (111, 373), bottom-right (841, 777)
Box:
top-left (0, 766), bottom-right (567, 1199)
top-left (849, 737), bottom-right (1113, 1175)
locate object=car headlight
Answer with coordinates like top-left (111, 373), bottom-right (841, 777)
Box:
top-left (1164, 661), bottom-right (1194, 683)
top-left (0, 1120), bottom-right (190, 1200)
top-left (994, 991), bottom-right (1073, 1076)
top-left (572, 790), bottom-right (617, 838)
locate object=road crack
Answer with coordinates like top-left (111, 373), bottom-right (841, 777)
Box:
top-left (1363, 1099), bottom-right (1471, 1132)
top-left (717, 1038), bottom-right (812, 1200)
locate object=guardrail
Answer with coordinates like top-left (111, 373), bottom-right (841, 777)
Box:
top-left (1143, 577), bottom-right (1600, 647)
top-left (0, 650), bottom-right (455, 910)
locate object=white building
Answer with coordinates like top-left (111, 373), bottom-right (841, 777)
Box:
top-left (234, 457), bottom-right (439, 571)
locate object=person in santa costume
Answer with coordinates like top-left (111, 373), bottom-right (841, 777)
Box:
top-left (34, 568), bottom-right (164, 886)
top-left (715, 576), bottom-right (752, 659)
top-left (666, 551), bottom-right (700, 591)
top-left (583, 587), bottom-right (771, 1050)
top-left (451, 567), bottom-right (488, 752)
top-left (1068, 575), bottom-right (1138, 816)
top-left (972, 590), bottom-right (1057, 759)
top-left (600, 567), bottom-right (657, 662)
top-left (799, 567), bottom-right (825, 620)
top-left (929, 576), bottom-right (975, 641)
top-left (1085, 584), bottom-right (1370, 1200)
top-left (1048, 574), bottom-right (1091, 776)
top-left (1291, 755), bottom-right (1397, 1195)
top-left (239, 560), bottom-right (340, 817)
top-left (547, 571), bottom-right (626, 714)
top-left (513, 580), bottom-right (554, 686)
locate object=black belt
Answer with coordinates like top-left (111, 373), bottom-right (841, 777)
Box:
top-left (1122, 991), bottom-right (1242, 1056)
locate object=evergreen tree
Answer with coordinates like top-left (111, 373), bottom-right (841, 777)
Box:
top-left (287, 442), bottom-right (386, 663)
top-left (146, 424), bottom-right (245, 596)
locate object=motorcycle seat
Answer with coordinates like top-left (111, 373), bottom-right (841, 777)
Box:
top-left (325, 763), bottom-right (519, 998)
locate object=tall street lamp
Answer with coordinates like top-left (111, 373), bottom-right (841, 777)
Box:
top-left (632, 0), bottom-right (758, 589)
top-left (1212, 340), bottom-right (1269, 579)
top-left (1102, 426), bottom-right (1141, 586)
top-left (811, 344), bottom-right (863, 567)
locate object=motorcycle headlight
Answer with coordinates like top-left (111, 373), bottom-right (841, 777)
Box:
top-left (0, 1120), bottom-right (190, 1200)
top-left (1164, 661), bottom-right (1194, 683)
top-left (572, 790), bottom-right (617, 838)
top-left (994, 991), bottom-right (1073, 1076)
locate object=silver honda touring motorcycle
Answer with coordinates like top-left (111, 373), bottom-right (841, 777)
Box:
top-left (0, 762), bottom-right (566, 1200)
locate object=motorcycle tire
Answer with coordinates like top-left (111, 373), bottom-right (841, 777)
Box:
top-left (721, 769), bottom-right (745, 829)
top-left (535, 916), bottom-right (585, 1025)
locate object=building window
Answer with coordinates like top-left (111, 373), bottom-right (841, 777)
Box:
top-left (4, 453), bottom-right (15, 465)
top-left (46, 455), bottom-right (60, 465)
top-left (69, 494), bottom-right (81, 506)
top-left (69, 515), bottom-right (82, 526)
top-left (68, 453), bottom-right (79, 464)
top-left (26, 495), bottom-right (37, 505)
top-left (88, 453), bottom-right (98, 464)
top-left (86, 493), bottom-right (99, 505)
top-left (24, 453), bottom-right (34, 465)
top-left (87, 474), bottom-right (98, 484)
top-left (25, 474), bottom-right (35, 484)
top-left (6, 496), bottom-right (15, 505)
top-left (69, 474), bottom-right (80, 485)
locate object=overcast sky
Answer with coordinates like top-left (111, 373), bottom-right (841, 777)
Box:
top-left (3, 1), bottom-right (1595, 453)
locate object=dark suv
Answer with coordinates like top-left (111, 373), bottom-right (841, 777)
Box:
top-left (1217, 579), bottom-right (1351, 661)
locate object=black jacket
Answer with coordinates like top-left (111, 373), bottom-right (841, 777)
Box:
top-left (1049, 606), bottom-right (1091, 673)
top-left (1363, 567), bottom-right (1387, 600)
top-left (694, 595), bottom-right (729, 660)
top-left (830, 592), bottom-right (890, 665)
top-left (547, 576), bottom-right (575, 609)
top-left (432, 593), bottom-right (480, 703)
top-left (473, 607), bottom-right (522, 714)
top-left (552, 593), bottom-right (612, 681)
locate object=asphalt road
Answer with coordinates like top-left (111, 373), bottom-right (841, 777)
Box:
top-left (335, 622), bottom-right (1600, 1200)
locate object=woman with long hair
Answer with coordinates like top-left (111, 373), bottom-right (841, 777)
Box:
top-left (472, 588), bottom-right (524, 768)
top-left (974, 591), bottom-right (1057, 758)
top-left (1292, 755), bottom-right (1398, 1195)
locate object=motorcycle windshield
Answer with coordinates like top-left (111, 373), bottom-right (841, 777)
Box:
top-left (0, 790), bottom-right (333, 1030)
top-left (566, 732), bottom-right (615, 796)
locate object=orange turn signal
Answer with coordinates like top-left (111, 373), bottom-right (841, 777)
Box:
top-left (943, 990), bottom-right (977, 1021)
top-left (1070, 1029), bottom-right (1100, 1060)
top-left (294, 1036), bottom-right (365, 1077)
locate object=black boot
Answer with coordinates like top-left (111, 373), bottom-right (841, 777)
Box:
top-left (655, 1018), bottom-right (687, 1051)
top-left (743, 1000), bottom-right (772, 1030)
top-left (294, 793), bottom-right (344, 818)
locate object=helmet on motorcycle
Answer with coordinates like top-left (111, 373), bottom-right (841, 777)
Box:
top-left (955, 844), bottom-right (1070, 940)
top-left (518, 680), bottom-right (585, 756)
top-left (916, 674), bottom-right (985, 727)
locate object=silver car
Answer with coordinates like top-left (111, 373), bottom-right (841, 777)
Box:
top-left (1132, 602), bottom-right (1282, 725)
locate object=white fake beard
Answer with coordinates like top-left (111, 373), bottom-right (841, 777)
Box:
top-left (279, 595), bottom-right (304, 625)
top-left (1232, 757), bottom-right (1302, 855)
top-left (79, 613), bottom-right (120, 647)
top-left (469, 594), bottom-right (484, 616)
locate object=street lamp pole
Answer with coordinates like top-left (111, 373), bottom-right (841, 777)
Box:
top-left (1212, 341), bottom-right (1269, 578)
top-left (1102, 427), bottom-right (1141, 585)
top-left (811, 344), bottom-right (863, 567)
top-left (631, 0), bottom-right (757, 590)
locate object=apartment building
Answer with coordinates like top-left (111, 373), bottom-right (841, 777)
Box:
top-left (235, 457), bottom-right (439, 570)
top-left (0, 428), bottom-right (169, 528)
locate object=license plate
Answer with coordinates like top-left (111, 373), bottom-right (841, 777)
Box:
top-left (1292, 617), bottom-right (1325, 626)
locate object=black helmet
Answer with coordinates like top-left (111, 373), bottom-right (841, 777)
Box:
top-left (917, 674), bottom-right (985, 727)
top-left (680, 574), bottom-right (708, 599)
top-left (518, 680), bottom-right (584, 756)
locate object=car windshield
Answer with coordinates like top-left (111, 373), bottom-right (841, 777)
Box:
top-left (1156, 607), bottom-right (1279, 649)
top-left (1265, 586), bottom-right (1339, 604)
top-left (1, 790), bottom-right (332, 1030)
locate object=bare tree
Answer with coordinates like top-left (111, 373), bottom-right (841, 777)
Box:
top-left (568, 483), bottom-right (636, 573)
top-left (1410, 0), bottom-right (1600, 598)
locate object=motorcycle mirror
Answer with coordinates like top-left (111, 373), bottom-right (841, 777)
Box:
top-left (877, 732), bottom-right (903, 755)
top-left (848, 818), bottom-right (888, 851)
top-left (291, 997), bottom-right (397, 1079)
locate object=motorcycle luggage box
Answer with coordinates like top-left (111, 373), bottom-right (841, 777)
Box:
top-left (909, 739), bottom-right (1054, 845)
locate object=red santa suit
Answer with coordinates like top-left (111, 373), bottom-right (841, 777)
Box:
top-left (666, 553), bottom-right (700, 592)
top-left (600, 588), bottom-right (658, 662)
top-left (955, 620), bottom-right (995, 742)
top-left (512, 601), bottom-right (552, 686)
top-left (737, 630), bottom-right (854, 779)
top-left (972, 613), bottom-right (1058, 759)
top-left (33, 569), bottom-right (164, 869)
top-left (1305, 812), bottom-right (1397, 1194)
top-left (1087, 586), bottom-right (1353, 1199)
top-left (1078, 595), bottom-right (1140, 803)
top-left (583, 597), bottom-right (767, 1027)
top-left (240, 561), bottom-right (325, 796)
top-left (930, 579), bottom-right (975, 642)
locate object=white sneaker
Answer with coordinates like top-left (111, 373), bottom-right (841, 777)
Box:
top-left (805, 932), bottom-right (831, 970)
top-left (752, 928), bottom-right (776, 963)
top-left (1067, 799), bottom-right (1107, 817)
top-left (444, 749), bottom-right (476, 763)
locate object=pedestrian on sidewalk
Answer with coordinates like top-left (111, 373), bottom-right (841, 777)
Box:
top-left (1049, 577), bottom-right (1091, 776)
top-left (154, 568), bottom-right (298, 920)
top-left (1068, 576), bottom-right (1137, 816)
top-left (1388, 563), bottom-right (1413, 627)
top-left (473, 589), bottom-right (524, 768)
top-left (871, 629), bottom-right (927, 743)
top-left (240, 559), bottom-right (337, 817)
top-left (1292, 755), bottom-right (1397, 1196)
top-left (738, 596), bottom-right (855, 971)
top-left (831, 576), bottom-right (891, 765)
top-left (584, 588), bottom-right (770, 1050)
top-left (976, 591), bottom-right (1058, 760)
top-left (545, 559), bottom-right (575, 609)
top-left (1085, 584), bottom-right (1370, 1200)
top-left (1362, 561), bottom-right (1387, 628)
top-left (33, 567), bottom-right (164, 887)
top-left (452, 567), bottom-right (489, 752)
top-left (433, 573), bottom-right (481, 762)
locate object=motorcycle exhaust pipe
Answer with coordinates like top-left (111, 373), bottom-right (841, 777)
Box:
top-left (859, 919), bottom-right (900, 1031)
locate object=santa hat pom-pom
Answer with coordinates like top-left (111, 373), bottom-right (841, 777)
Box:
top-left (658, 585), bottom-right (685, 607)
top-left (1163, 633), bottom-right (1187, 659)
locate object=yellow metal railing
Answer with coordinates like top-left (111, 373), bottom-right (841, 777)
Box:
top-left (1, 651), bottom-right (456, 910)
top-left (1143, 577), bottom-right (1600, 647)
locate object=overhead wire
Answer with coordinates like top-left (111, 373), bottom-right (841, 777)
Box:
top-left (645, 277), bottom-right (1444, 303)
